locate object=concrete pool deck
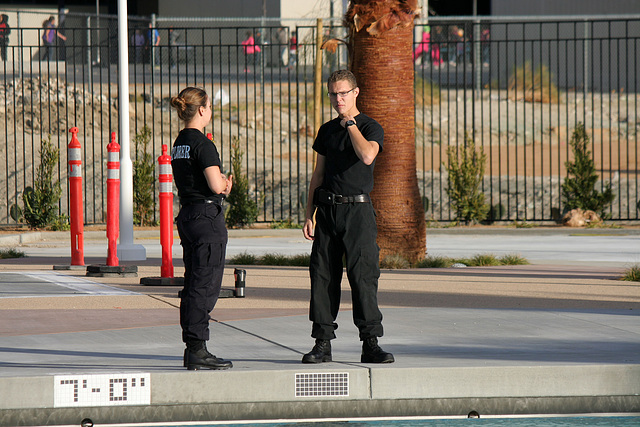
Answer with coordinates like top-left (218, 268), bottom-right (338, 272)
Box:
top-left (0, 228), bottom-right (638, 426)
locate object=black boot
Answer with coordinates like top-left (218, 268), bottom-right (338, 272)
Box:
top-left (361, 337), bottom-right (394, 363)
top-left (185, 341), bottom-right (233, 370)
top-left (302, 339), bottom-right (332, 363)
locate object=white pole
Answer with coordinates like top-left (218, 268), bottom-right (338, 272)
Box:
top-left (95, 0), bottom-right (101, 65)
top-left (117, 0), bottom-right (146, 261)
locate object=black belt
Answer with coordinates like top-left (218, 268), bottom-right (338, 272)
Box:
top-left (315, 189), bottom-right (370, 206)
top-left (180, 198), bottom-right (222, 207)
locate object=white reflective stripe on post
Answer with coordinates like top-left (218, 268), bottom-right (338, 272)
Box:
top-left (107, 169), bottom-right (120, 180)
top-left (68, 148), bottom-right (82, 161)
top-left (160, 182), bottom-right (172, 193)
top-left (159, 164), bottom-right (171, 176)
top-left (108, 151), bottom-right (119, 162)
top-left (69, 164), bottom-right (82, 177)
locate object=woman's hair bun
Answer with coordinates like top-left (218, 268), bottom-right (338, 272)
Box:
top-left (171, 87), bottom-right (207, 122)
top-left (170, 96), bottom-right (186, 112)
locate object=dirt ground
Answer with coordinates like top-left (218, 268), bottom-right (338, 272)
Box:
top-left (0, 79), bottom-right (638, 224)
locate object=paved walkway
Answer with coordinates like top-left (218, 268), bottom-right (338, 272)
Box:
top-left (0, 228), bottom-right (639, 426)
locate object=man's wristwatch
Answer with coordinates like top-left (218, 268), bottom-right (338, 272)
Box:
top-left (345, 120), bottom-right (356, 127)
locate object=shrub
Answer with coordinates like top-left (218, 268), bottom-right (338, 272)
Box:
top-left (12, 135), bottom-right (68, 230)
top-left (561, 123), bottom-right (615, 218)
top-left (0, 248), bottom-right (25, 259)
top-left (620, 265), bottom-right (640, 282)
top-left (499, 254), bottom-right (529, 265)
top-left (228, 252), bottom-right (310, 266)
top-left (468, 254), bottom-right (500, 266)
top-left (260, 253), bottom-right (290, 265)
top-left (445, 133), bottom-right (489, 224)
top-left (415, 253), bottom-right (529, 268)
top-left (225, 138), bottom-right (259, 228)
top-left (270, 218), bottom-right (302, 229)
top-left (229, 251), bottom-right (258, 265)
top-left (415, 256), bottom-right (453, 268)
top-left (508, 61), bottom-right (558, 103)
top-left (380, 254), bottom-right (410, 269)
top-left (133, 125), bottom-right (156, 226)
top-left (282, 253), bottom-right (311, 267)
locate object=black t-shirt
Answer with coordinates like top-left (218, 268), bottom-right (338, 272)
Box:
top-left (313, 113), bottom-right (384, 195)
top-left (171, 128), bottom-right (221, 203)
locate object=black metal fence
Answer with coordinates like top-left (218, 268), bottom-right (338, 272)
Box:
top-left (0, 12), bottom-right (638, 226)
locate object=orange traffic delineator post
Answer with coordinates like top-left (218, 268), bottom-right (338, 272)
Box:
top-left (68, 127), bottom-right (85, 266)
top-left (86, 132), bottom-right (137, 277)
top-left (106, 132), bottom-right (120, 267)
top-left (54, 127), bottom-right (86, 270)
top-left (158, 144), bottom-right (174, 278)
top-left (139, 144), bottom-right (181, 286)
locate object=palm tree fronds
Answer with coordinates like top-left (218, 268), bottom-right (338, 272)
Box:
top-left (346, 0), bottom-right (421, 36)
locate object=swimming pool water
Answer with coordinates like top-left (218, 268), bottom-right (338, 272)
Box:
top-left (150, 416), bottom-right (640, 427)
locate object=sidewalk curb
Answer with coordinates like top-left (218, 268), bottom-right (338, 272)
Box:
top-left (0, 232), bottom-right (43, 246)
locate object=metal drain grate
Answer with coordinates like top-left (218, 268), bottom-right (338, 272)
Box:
top-left (295, 372), bottom-right (349, 397)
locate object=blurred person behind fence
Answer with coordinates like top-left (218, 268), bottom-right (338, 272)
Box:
top-left (41, 16), bottom-right (66, 61)
top-left (0, 14), bottom-right (11, 61)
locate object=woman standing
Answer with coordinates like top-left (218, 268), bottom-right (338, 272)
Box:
top-left (170, 87), bottom-right (233, 370)
top-left (241, 31), bottom-right (259, 73)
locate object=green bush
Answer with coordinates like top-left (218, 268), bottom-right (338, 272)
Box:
top-left (225, 138), bottom-right (259, 228)
top-left (12, 135), bottom-right (68, 230)
top-left (229, 251), bottom-right (258, 265)
top-left (380, 254), bottom-right (410, 269)
top-left (228, 252), bottom-right (310, 267)
top-left (226, 251), bottom-right (529, 269)
top-left (499, 254), bottom-right (529, 265)
top-left (260, 253), bottom-right (290, 265)
top-left (133, 125), bottom-right (156, 226)
top-left (414, 253), bottom-right (529, 268)
top-left (561, 123), bottom-right (615, 218)
top-left (508, 61), bottom-right (558, 103)
top-left (469, 254), bottom-right (500, 266)
top-left (415, 255), bottom-right (454, 268)
top-left (445, 133), bottom-right (489, 224)
top-left (270, 218), bottom-right (302, 229)
top-left (620, 265), bottom-right (640, 282)
top-left (0, 248), bottom-right (25, 259)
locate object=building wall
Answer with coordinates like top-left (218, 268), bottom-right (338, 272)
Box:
top-left (280, 0), bottom-right (345, 22)
top-left (159, 0), bottom-right (280, 19)
top-left (492, 0), bottom-right (640, 16)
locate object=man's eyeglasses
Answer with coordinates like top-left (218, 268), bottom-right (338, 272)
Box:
top-left (328, 88), bottom-right (355, 98)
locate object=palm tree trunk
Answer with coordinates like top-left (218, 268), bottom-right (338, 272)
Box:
top-left (346, 1), bottom-right (426, 263)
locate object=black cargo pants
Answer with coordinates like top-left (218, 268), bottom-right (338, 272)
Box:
top-left (309, 201), bottom-right (384, 341)
top-left (176, 202), bottom-right (227, 344)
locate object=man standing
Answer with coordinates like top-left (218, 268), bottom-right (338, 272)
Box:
top-left (302, 69), bottom-right (394, 364)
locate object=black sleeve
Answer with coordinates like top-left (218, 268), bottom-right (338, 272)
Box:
top-left (194, 137), bottom-right (221, 170)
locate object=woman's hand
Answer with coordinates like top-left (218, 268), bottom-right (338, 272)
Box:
top-left (221, 175), bottom-right (233, 196)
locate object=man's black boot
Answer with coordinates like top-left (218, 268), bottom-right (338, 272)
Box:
top-left (185, 342), bottom-right (233, 370)
top-left (302, 339), bottom-right (332, 363)
top-left (361, 337), bottom-right (394, 363)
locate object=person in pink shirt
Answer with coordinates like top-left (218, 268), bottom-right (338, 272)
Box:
top-left (241, 31), bottom-right (260, 73)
